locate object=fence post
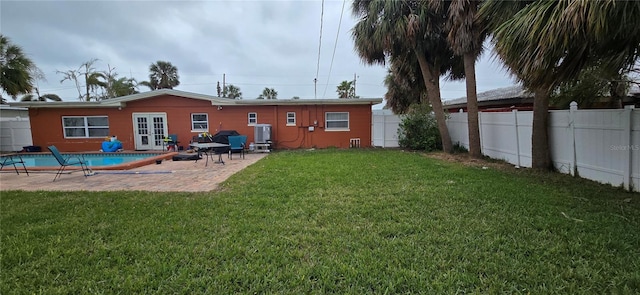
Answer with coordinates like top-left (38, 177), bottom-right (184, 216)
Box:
top-left (569, 101), bottom-right (578, 176)
top-left (622, 105), bottom-right (634, 191)
top-left (478, 111), bottom-right (483, 153)
top-left (512, 109), bottom-right (521, 167)
top-left (458, 109), bottom-right (465, 149)
top-left (381, 114), bottom-right (387, 148)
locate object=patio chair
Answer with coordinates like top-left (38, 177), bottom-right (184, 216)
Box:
top-left (164, 134), bottom-right (179, 151)
top-left (0, 153), bottom-right (29, 175)
top-left (228, 135), bottom-right (247, 159)
top-left (47, 145), bottom-right (93, 182)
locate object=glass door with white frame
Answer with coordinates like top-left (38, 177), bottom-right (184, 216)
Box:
top-left (133, 113), bottom-right (167, 150)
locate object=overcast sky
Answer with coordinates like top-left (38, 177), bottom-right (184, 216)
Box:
top-left (1, 0), bottom-right (516, 104)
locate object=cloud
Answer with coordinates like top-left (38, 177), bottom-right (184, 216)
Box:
top-left (1, 0), bottom-right (514, 101)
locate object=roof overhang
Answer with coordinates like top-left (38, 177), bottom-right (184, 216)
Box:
top-left (233, 98), bottom-right (383, 106)
top-left (444, 97), bottom-right (535, 110)
top-left (7, 89), bottom-right (382, 109)
top-left (444, 85), bottom-right (534, 108)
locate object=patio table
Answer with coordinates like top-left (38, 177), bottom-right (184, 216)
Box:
top-left (189, 142), bottom-right (229, 166)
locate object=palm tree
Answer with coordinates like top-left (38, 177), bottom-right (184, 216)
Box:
top-left (480, 0), bottom-right (640, 169)
top-left (57, 69), bottom-right (83, 100)
top-left (223, 84), bottom-right (242, 99)
top-left (142, 61), bottom-right (179, 90)
top-left (109, 77), bottom-right (139, 98)
top-left (551, 65), bottom-right (631, 109)
top-left (336, 80), bottom-right (356, 98)
top-left (352, 0), bottom-right (461, 153)
top-left (57, 59), bottom-right (106, 101)
top-left (81, 59), bottom-right (106, 101)
top-left (20, 93), bottom-right (62, 102)
top-left (257, 87), bottom-right (277, 99)
top-left (383, 54), bottom-right (427, 114)
top-left (139, 79), bottom-right (158, 91)
top-left (446, 0), bottom-right (485, 159)
top-left (0, 35), bottom-right (37, 100)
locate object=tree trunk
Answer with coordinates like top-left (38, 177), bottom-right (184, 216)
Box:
top-left (463, 53), bottom-right (482, 158)
top-left (531, 88), bottom-right (552, 170)
top-left (415, 53), bottom-right (453, 153)
top-left (85, 73), bottom-right (90, 101)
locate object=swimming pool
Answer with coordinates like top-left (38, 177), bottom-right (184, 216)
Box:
top-left (4, 152), bottom-right (174, 170)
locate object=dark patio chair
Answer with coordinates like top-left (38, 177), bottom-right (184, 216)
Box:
top-left (47, 145), bottom-right (93, 182)
top-left (0, 154), bottom-right (29, 175)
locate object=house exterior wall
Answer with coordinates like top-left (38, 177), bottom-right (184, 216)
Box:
top-left (27, 95), bottom-right (374, 152)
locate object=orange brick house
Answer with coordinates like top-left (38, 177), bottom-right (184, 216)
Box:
top-left (9, 89), bottom-right (382, 152)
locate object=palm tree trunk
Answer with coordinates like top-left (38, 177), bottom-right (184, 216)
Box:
top-left (415, 53), bottom-right (453, 153)
top-left (463, 53), bottom-right (482, 158)
top-left (531, 88), bottom-right (551, 170)
top-left (84, 72), bottom-right (90, 101)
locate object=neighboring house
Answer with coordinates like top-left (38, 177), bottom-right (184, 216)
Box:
top-left (0, 104), bottom-right (33, 152)
top-left (444, 85), bottom-right (534, 113)
top-left (445, 84), bottom-right (640, 112)
top-left (8, 89), bottom-right (382, 152)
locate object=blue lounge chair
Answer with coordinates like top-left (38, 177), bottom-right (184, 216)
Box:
top-left (0, 154), bottom-right (29, 175)
top-left (228, 135), bottom-right (247, 159)
top-left (47, 145), bottom-right (93, 182)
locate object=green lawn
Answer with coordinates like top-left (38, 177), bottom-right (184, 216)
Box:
top-left (2, 149), bottom-right (639, 294)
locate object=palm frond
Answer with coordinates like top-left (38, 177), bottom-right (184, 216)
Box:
top-left (0, 35), bottom-right (36, 98)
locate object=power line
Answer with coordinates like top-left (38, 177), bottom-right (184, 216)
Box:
top-left (322, 0), bottom-right (347, 98)
top-left (315, 0), bottom-right (325, 99)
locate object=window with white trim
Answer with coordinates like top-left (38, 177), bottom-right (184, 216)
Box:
top-left (191, 113), bottom-right (208, 131)
top-left (325, 112), bottom-right (349, 130)
top-left (248, 112), bottom-right (257, 125)
top-left (62, 116), bottom-right (110, 138)
top-left (286, 112), bottom-right (296, 126)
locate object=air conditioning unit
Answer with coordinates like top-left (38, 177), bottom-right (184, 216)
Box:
top-left (254, 124), bottom-right (271, 144)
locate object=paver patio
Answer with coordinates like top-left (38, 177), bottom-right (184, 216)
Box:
top-left (0, 152), bottom-right (268, 192)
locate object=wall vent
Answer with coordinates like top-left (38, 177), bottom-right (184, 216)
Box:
top-left (350, 138), bottom-right (361, 148)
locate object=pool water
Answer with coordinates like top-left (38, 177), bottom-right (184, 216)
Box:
top-left (16, 153), bottom-right (163, 167)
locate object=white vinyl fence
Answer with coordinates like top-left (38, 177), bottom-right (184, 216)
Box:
top-left (447, 104), bottom-right (639, 192)
top-left (0, 106), bottom-right (33, 152)
top-left (372, 109), bottom-right (401, 148)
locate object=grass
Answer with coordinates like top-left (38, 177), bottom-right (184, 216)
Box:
top-left (1, 149), bottom-right (639, 294)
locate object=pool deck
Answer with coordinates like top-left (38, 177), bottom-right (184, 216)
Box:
top-left (0, 152), bottom-right (268, 192)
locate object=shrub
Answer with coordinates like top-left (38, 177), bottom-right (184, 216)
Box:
top-left (452, 142), bottom-right (469, 154)
top-left (398, 104), bottom-right (442, 151)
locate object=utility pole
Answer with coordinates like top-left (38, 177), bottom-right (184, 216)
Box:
top-left (314, 78), bottom-right (317, 99)
top-left (353, 73), bottom-right (357, 98)
top-left (222, 73), bottom-right (226, 97)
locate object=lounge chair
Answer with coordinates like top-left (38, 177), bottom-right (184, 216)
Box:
top-left (228, 135), bottom-right (247, 159)
top-left (0, 153), bottom-right (29, 175)
top-left (47, 145), bottom-right (93, 182)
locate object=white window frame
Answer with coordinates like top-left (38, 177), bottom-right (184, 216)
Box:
top-left (248, 112), bottom-right (257, 125)
top-left (191, 113), bottom-right (209, 132)
top-left (325, 112), bottom-right (349, 131)
top-left (62, 116), bottom-right (110, 138)
top-left (286, 112), bottom-right (296, 126)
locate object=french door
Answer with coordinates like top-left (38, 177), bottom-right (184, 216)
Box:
top-left (132, 113), bottom-right (168, 150)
